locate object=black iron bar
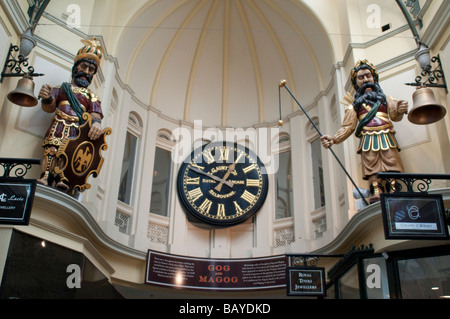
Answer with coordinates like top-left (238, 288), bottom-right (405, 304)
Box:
top-left (0, 158), bottom-right (41, 179)
top-left (378, 172), bottom-right (450, 180)
top-left (280, 82), bottom-right (370, 206)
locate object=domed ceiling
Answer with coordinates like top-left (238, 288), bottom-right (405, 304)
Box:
top-left (116, 0), bottom-right (334, 128)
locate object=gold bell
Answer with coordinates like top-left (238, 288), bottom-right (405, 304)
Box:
top-left (408, 86), bottom-right (446, 125)
top-left (7, 74), bottom-right (38, 107)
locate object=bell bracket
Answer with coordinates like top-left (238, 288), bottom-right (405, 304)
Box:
top-left (406, 54), bottom-right (448, 93)
top-left (0, 44), bottom-right (44, 83)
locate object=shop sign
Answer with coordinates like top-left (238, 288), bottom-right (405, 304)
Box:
top-left (145, 250), bottom-right (287, 291)
top-left (0, 180), bottom-right (36, 225)
top-left (381, 193), bottom-right (449, 240)
top-left (286, 267), bottom-right (326, 297)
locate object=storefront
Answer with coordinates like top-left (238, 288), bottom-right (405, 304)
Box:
top-left (325, 244), bottom-right (450, 299)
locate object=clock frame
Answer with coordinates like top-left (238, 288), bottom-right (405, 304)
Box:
top-left (177, 142), bottom-right (268, 228)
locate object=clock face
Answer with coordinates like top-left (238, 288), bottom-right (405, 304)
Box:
top-left (177, 142), bottom-right (268, 227)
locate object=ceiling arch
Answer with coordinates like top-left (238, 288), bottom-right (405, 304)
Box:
top-left (115, 0), bottom-right (334, 128)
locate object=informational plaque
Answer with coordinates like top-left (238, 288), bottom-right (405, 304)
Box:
top-left (286, 267), bottom-right (326, 297)
top-left (145, 250), bottom-right (287, 291)
top-left (381, 193), bottom-right (449, 240)
top-left (0, 179), bottom-right (36, 225)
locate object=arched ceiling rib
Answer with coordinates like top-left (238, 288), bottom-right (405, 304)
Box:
top-left (184, 0), bottom-right (220, 122)
top-left (116, 0), bottom-right (334, 128)
top-left (150, 0), bottom-right (208, 110)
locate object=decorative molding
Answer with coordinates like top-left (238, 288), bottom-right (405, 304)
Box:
top-left (0, 0), bottom-right (29, 34)
top-left (420, 0), bottom-right (450, 48)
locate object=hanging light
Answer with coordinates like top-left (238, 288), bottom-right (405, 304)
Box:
top-left (19, 28), bottom-right (37, 58)
top-left (415, 43), bottom-right (431, 70)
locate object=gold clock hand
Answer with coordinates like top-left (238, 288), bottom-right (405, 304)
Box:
top-left (214, 163), bottom-right (235, 192)
top-left (189, 166), bottom-right (234, 188)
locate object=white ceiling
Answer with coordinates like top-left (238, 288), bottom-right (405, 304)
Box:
top-left (115, 0), bottom-right (334, 128)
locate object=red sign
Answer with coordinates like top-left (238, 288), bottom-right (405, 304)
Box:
top-left (145, 250), bottom-right (287, 291)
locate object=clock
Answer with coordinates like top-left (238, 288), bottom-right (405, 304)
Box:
top-left (177, 142), bottom-right (268, 228)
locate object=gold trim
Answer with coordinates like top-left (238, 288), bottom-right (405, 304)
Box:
top-left (359, 128), bottom-right (395, 135)
top-left (56, 109), bottom-right (80, 122)
top-left (358, 111), bottom-right (389, 121)
top-left (361, 124), bottom-right (393, 131)
top-left (58, 101), bottom-right (87, 112)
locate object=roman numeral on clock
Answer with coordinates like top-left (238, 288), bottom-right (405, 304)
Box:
top-left (233, 201), bottom-right (243, 214)
top-left (187, 187), bottom-right (203, 202)
top-left (242, 164), bottom-right (257, 174)
top-left (199, 198), bottom-right (213, 214)
top-left (217, 204), bottom-right (225, 218)
top-left (185, 177), bottom-right (200, 185)
top-left (203, 150), bottom-right (215, 164)
top-left (241, 190), bottom-right (256, 204)
top-left (246, 179), bottom-right (260, 187)
top-left (219, 148), bottom-right (229, 162)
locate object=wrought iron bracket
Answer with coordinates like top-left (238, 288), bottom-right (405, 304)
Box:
top-left (377, 172), bottom-right (450, 194)
top-left (404, 0), bottom-right (421, 20)
top-left (0, 44), bottom-right (44, 83)
top-left (396, 0), bottom-right (422, 45)
top-left (0, 158), bottom-right (41, 179)
top-left (405, 54), bottom-right (448, 92)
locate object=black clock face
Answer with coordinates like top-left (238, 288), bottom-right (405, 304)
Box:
top-left (177, 142), bottom-right (268, 227)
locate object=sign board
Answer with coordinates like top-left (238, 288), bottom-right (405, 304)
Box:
top-left (286, 267), bottom-right (326, 297)
top-left (381, 193), bottom-right (449, 240)
top-left (145, 250), bottom-right (287, 291)
top-left (0, 179), bottom-right (36, 225)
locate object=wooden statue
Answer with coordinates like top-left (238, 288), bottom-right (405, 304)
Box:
top-left (321, 60), bottom-right (408, 203)
top-left (37, 38), bottom-right (111, 193)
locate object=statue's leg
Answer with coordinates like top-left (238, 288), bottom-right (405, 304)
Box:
top-left (368, 174), bottom-right (384, 203)
top-left (37, 146), bottom-right (57, 186)
top-left (55, 156), bottom-right (70, 191)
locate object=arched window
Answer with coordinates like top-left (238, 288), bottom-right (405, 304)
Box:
top-left (306, 118), bottom-right (325, 209)
top-left (117, 112), bottom-right (142, 205)
top-left (150, 129), bottom-right (175, 217)
top-left (274, 133), bottom-right (292, 220)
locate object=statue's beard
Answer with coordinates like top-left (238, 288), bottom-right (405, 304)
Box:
top-left (354, 82), bottom-right (387, 110)
top-left (73, 72), bottom-right (92, 88)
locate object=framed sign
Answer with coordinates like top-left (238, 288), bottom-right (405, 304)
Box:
top-left (286, 267), bottom-right (326, 297)
top-left (380, 193), bottom-right (449, 240)
top-left (0, 179), bottom-right (36, 225)
top-left (145, 250), bottom-right (287, 291)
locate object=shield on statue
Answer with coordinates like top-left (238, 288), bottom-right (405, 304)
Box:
top-left (55, 113), bottom-right (112, 192)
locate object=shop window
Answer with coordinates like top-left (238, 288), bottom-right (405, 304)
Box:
top-left (397, 254), bottom-right (450, 299)
top-left (0, 231), bottom-right (122, 299)
top-left (338, 264), bottom-right (360, 299)
top-left (327, 244), bottom-right (450, 299)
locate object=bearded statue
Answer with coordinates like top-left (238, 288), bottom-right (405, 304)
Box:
top-left (37, 38), bottom-right (104, 191)
top-left (321, 60), bottom-right (408, 203)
